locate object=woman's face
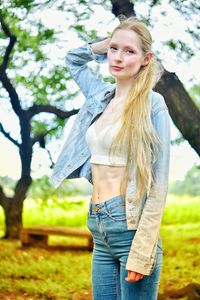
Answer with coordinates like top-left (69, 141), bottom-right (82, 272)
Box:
top-left (107, 29), bottom-right (151, 81)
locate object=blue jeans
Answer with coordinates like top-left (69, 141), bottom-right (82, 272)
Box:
top-left (87, 195), bottom-right (162, 300)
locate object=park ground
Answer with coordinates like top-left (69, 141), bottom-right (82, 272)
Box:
top-left (0, 195), bottom-right (199, 300)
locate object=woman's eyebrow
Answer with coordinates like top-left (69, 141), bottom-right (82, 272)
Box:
top-left (110, 41), bottom-right (137, 50)
top-left (124, 45), bottom-right (137, 50)
top-left (109, 42), bottom-right (118, 46)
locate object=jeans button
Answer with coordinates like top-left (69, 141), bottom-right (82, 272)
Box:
top-left (94, 207), bottom-right (100, 212)
top-left (130, 219), bottom-right (136, 224)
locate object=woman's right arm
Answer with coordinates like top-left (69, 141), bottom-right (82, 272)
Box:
top-left (66, 38), bottom-right (111, 98)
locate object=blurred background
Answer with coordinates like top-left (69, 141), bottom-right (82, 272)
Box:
top-left (0, 1), bottom-right (199, 299)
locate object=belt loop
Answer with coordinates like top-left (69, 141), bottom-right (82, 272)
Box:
top-left (90, 203), bottom-right (92, 216)
top-left (89, 198), bottom-right (92, 216)
top-left (120, 194), bottom-right (125, 205)
top-left (104, 201), bottom-right (109, 214)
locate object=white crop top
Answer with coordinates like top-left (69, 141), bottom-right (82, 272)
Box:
top-left (85, 118), bottom-right (127, 166)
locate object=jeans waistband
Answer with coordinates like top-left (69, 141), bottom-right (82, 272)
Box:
top-left (89, 194), bottom-right (126, 215)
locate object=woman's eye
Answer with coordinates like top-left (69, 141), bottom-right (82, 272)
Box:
top-left (126, 49), bottom-right (134, 54)
top-left (110, 46), bottom-right (117, 51)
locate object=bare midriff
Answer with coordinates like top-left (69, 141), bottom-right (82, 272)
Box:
top-left (91, 163), bottom-right (128, 203)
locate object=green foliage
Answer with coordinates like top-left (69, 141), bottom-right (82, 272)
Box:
top-left (165, 39), bottom-right (176, 50)
top-left (0, 14), bottom-right (54, 66)
top-left (169, 165), bottom-right (200, 196)
top-left (70, 23), bottom-right (99, 41)
top-left (31, 119), bottom-right (49, 136)
top-left (165, 39), bottom-right (194, 60)
top-left (0, 176), bottom-right (16, 197)
top-left (0, 0), bottom-right (84, 178)
top-left (30, 116), bottom-right (66, 142)
top-left (134, 0), bottom-right (199, 61)
top-left (1, 0), bottom-right (199, 155)
top-left (151, 0), bottom-right (162, 5)
top-left (188, 84), bottom-right (200, 109)
top-left (7, 0), bottom-right (36, 11)
top-left (170, 135), bottom-right (185, 146)
top-left (28, 175), bottom-right (84, 201)
top-left (169, 0), bottom-right (200, 21)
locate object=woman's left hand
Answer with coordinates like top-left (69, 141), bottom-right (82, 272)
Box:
top-left (125, 270), bottom-right (144, 282)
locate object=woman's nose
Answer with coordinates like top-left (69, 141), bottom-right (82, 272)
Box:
top-left (114, 50), bottom-right (123, 61)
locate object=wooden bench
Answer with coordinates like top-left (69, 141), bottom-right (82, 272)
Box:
top-left (20, 225), bottom-right (93, 251)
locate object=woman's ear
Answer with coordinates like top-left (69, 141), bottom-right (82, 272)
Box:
top-left (142, 52), bottom-right (153, 66)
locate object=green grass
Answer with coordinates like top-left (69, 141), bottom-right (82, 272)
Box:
top-left (0, 196), bottom-right (91, 234)
top-left (0, 241), bottom-right (92, 299)
top-left (162, 194), bottom-right (200, 225)
top-left (22, 196), bottom-right (90, 228)
top-left (160, 224), bottom-right (200, 296)
top-left (0, 194), bottom-right (200, 299)
top-left (0, 194), bottom-right (199, 230)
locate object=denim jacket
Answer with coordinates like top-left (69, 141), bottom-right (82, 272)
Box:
top-left (50, 41), bottom-right (171, 276)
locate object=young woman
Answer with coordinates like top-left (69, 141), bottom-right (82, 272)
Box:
top-left (51, 17), bottom-right (170, 300)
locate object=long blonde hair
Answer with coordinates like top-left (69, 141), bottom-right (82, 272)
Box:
top-left (109, 17), bottom-right (163, 202)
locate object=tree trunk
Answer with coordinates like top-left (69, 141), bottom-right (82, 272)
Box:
top-left (4, 199), bottom-right (23, 239)
top-left (2, 176), bottom-right (32, 239)
top-left (110, 0), bottom-right (136, 17)
top-left (155, 70), bottom-right (200, 156)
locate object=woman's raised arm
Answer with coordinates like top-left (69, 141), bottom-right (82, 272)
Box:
top-left (65, 37), bottom-right (111, 99)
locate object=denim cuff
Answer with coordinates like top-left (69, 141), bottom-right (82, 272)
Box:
top-left (87, 39), bottom-right (108, 63)
top-left (126, 250), bottom-right (156, 276)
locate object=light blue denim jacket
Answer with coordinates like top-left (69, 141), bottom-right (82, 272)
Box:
top-left (50, 41), bottom-right (171, 276)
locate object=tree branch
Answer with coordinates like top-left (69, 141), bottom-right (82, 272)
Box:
top-left (46, 147), bottom-right (54, 169)
top-left (28, 104), bottom-right (79, 119)
top-left (0, 13), bottom-right (17, 70)
top-left (0, 15), bottom-right (23, 116)
top-left (0, 123), bottom-right (20, 147)
top-left (0, 71), bottom-right (23, 116)
top-left (31, 127), bottom-right (60, 168)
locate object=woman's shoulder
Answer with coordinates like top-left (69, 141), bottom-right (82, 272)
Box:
top-left (149, 90), bottom-right (168, 116)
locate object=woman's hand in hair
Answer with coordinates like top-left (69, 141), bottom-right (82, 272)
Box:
top-left (90, 37), bottom-right (111, 55)
top-left (125, 270), bottom-right (144, 282)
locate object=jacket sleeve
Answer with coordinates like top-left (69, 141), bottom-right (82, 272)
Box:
top-left (65, 40), bottom-right (109, 99)
top-left (126, 106), bottom-right (171, 275)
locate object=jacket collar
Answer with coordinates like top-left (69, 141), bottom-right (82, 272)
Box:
top-left (87, 85), bottom-right (115, 114)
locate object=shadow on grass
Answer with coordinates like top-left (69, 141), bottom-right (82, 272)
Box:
top-left (158, 283), bottom-right (200, 300)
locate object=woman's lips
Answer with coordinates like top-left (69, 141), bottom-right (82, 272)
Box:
top-left (112, 66), bottom-right (123, 71)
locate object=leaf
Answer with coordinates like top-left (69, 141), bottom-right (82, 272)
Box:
top-left (71, 24), bottom-right (85, 33)
top-left (165, 39), bottom-right (177, 50)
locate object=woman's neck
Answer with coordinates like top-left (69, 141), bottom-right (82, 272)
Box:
top-left (114, 79), bottom-right (132, 101)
